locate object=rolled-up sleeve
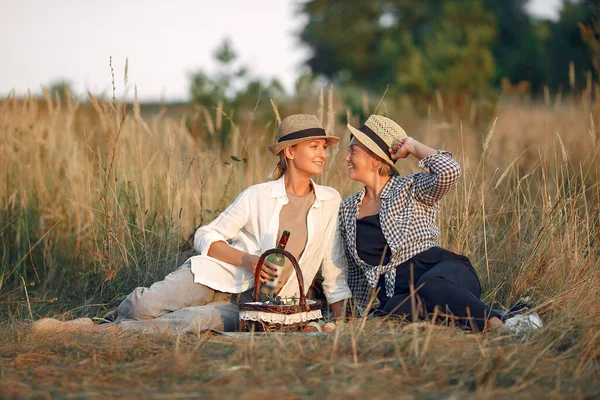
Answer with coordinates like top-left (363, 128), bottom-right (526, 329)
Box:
top-left (414, 150), bottom-right (461, 206)
top-left (193, 187), bottom-right (251, 256)
top-left (320, 199), bottom-right (352, 304)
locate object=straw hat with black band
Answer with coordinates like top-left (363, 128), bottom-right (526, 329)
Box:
top-left (347, 115), bottom-right (407, 174)
top-left (269, 114), bottom-right (340, 155)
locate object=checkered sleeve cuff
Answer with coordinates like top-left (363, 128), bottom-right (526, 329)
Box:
top-left (418, 150), bottom-right (455, 172)
top-left (415, 150), bottom-right (461, 205)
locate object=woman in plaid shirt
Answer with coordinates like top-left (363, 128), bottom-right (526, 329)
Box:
top-left (339, 115), bottom-right (507, 332)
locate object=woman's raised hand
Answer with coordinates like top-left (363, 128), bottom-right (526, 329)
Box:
top-left (389, 137), bottom-right (413, 160)
top-left (389, 137), bottom-right (438, 161)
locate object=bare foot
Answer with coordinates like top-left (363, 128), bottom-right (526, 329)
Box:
top-left (485, 316), bottom-right (511, 335)
top-left (31, 318), bottom-right (116, 334)
top-left (31, 318), bottom-right (64, 333)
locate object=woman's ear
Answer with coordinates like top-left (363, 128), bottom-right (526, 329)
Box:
top-left (371, 157), bottom-right (382, 170)
top-left (283, 146), bottom-right (295, 160)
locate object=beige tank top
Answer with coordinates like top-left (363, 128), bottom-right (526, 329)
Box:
top-left (274, 189), bottom-right (315, 294)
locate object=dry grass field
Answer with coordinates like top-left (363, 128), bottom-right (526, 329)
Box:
top-left (0, 88), bottom-right (599, 398)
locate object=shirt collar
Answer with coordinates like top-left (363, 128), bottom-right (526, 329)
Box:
top-left (379, 176), bottom-right (397, 199)
top-left (354, 187), bottom-right (366, 207)
top-left (270, 175), bottom-right (334, 207)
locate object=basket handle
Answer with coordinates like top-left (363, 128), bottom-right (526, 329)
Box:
top-left (252, 248), bottom-right (309, 312)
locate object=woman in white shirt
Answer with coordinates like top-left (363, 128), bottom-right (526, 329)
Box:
top-left (33, 114), bottom-right (351, 334)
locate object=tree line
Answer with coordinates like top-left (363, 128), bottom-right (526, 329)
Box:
top-left (299, 0), bottom-right (599, 99)
top-left (46, 0), bottom-right (600, 138)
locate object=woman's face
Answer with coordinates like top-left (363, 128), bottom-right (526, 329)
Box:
top-left (344, 137), bottom-right (378, 182)
top-left (286, 139), bottom-right (328, 176)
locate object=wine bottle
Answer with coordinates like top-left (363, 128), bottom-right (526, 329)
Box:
top-left (264, 230), bottom-right (290, 291)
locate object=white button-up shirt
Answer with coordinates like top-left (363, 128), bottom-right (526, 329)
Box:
top-left (190, 176), bottom-right (352, 304)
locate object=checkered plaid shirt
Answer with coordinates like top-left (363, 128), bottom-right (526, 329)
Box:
top-left (339, 151), bottom-right (461, 313)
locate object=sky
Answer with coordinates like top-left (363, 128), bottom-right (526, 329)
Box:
top-left (1, 0), bottom-right (563, 102)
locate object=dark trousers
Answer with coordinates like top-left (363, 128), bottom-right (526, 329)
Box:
top-left (377, 247), bottom-right (500, 331)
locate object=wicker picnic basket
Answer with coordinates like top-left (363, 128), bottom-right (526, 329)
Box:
top-left (238, 248), bottom-right (322, 332)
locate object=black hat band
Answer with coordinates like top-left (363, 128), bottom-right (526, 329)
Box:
top-left (278, 128), bottom-right (327, 142)
top-left (358, 125), bottom-right (393, 161)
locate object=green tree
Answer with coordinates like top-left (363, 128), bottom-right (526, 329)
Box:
top-left (579, 3), bottom-right (600, 80)
top-left (299, 0), bottom-right (497, 99)
top-left (544, 0), bottom-right (598, 91)
top-left (482, 0), bottom-right (547, 91)
top-left (189, 38), bottom-right (247, 111)
top-left (233, 78), bottom-right (286, 120)
top-left (47, 80), bottom-right (73, 102)
top-left (423, 0), bottom-right (497, 96)
top-left (188, 38), bottom-right (287, 145)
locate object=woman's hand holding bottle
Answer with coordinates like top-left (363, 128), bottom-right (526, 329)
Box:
top-left (241, 253), bottom-right (278, 284)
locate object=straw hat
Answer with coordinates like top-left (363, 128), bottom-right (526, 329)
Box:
top-left (347, 115), bottom-right (407, 173)
top-left (269, 114), bottom-right (340, 155)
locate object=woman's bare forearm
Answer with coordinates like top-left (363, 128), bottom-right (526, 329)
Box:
top-left (207, 241), bottom-right (254, 272)
top-left (405, 138), bottom-right (437, 160)
top-left (207, 241), bottom-right (275, 283)
top-left (330, 299), bottom-right (348, 320)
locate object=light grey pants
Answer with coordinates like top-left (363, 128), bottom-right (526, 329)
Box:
top-left (112, 260), bottom-right (245, 334)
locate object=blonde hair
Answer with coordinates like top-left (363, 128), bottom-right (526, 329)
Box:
top-left (270, 153), bottom-right (288, 180)
top-left (375, 162), bottom-right (398, 177)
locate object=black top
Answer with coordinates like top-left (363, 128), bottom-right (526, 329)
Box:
top-left (356, 214), bottom-right (392, 266)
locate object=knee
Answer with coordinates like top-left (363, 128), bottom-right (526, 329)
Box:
top-left (382, 294), bottom-right (425, 317)
top-left (416, 276), bottom-right (447, 298)
top-left (117, 287), bottom-right (159, 321)
top-left (382, 295), bottom-right (411, 315)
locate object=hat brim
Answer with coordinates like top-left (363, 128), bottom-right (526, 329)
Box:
top-left (269, 135), bottom-right (340, 155)
top-left (347, 123), bottom-right (402, 174)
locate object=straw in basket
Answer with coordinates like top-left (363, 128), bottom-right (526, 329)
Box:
top-left (238, 248), bottom-right (322, 332)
